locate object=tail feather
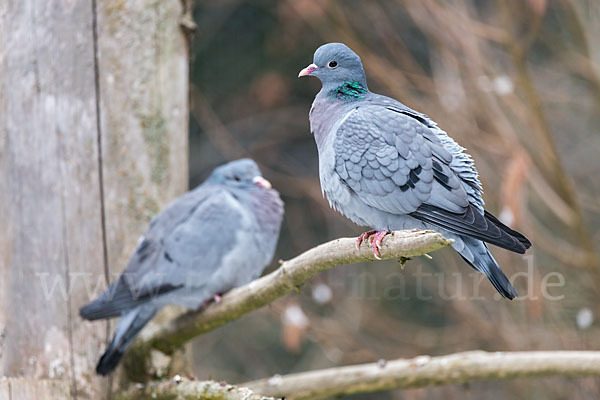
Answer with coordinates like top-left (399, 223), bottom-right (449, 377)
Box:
top-left (96, 305), bottom-right (157, 375)
top-left (80, 298), bottom-right (122, 321)
top-left (457, 237), bottom-right (517, 300)
top-left (80, 277), bottom-right (179, 321)
top-left (80, 279), bottom-right (133, 321)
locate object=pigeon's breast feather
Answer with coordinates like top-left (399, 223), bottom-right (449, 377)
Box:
top-left (311, 106), bottom-right (390, 229)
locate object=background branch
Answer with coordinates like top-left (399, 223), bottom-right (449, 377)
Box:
top-left (126, 230), bottom-right (452, 379)
top-left (119, 350), bottom-right (600, 399)
top-left (244, 350), bottom-right (600, 399)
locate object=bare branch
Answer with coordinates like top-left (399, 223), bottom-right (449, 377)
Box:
top-left (117, 379), bottom-right (278, 400)
top-left (119, 351), bottom-right (600, 399)
top-left (138, 230), bottom-right (452, 356)
top-left (243, 351), bottom-right (600, 399)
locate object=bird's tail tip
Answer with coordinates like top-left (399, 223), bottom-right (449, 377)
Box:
top-left (487, 268), bottom-right (518, 300)
top-left (94, 305), bottom-right (157, 375)
top-left (96, 346), bottom-right (124, 375)
top-left (459, 240), bottom-right (518, 300)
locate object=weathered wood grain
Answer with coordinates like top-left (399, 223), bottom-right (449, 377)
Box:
top-left (0, 2), bottom-right (106, 399)
top-left (96, 0), bottom-right (189, 274)
top-left (93, 0), bottom-right (189, 390)
top-left (0, 0), bottom-right (188, 398)
top-left (0, 379), bottom-right (70, 400)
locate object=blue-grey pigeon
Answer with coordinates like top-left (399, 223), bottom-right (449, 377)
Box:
top-left (80, 159), bottom-right (284, 375)
top-left (299, 43), bottom-right (530, 299)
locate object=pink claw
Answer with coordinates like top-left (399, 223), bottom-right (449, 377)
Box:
top-left (356, 230), bottom-right (377, 250)
top-left (370, 230), bottom-right (390, 260)
top-left (356, 230), bottom-right (390, 259)
top-left (200, 293), bottom-right (224, 309)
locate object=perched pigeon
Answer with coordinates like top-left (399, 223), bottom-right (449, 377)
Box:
top-left (299, 43), bottom-right (531, 299)
top-left (80, 159), bottom-right (284, 375)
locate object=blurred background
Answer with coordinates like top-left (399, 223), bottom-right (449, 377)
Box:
top-left (185, 1), bottom-right (600, 399)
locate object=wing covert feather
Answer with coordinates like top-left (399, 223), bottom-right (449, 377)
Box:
top-left (333, 106), bottom-right (467, 216)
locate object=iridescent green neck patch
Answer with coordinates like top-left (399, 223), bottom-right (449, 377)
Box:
top-left (329, 81), bottom-right (367, 100)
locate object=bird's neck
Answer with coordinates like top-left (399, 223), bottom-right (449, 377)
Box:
top-left (324, 81), bottom-right (368, 102)
top-left (310, 89), bottom-right (359, 151)
top-left (251, 189), bottom-right (284, 234)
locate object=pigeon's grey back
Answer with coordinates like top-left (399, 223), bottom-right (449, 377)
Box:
top-left (80, 158), bottom-right (284, 374)
top-left (302, 43), bottom-right (530, 300)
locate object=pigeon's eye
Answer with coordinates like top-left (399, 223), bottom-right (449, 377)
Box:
top-left (327, 61), bottom-right (338, 69)
top-left (234, 176), bottom-right (241, 182)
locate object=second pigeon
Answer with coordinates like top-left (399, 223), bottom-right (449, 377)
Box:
top-left (80, 158), bottom-right (284, 375)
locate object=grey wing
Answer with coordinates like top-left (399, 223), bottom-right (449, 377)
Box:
top-left (333, 105), bottom-right (468, 216)
top-left (333, 105), bottom-right (528, 253)
top-left (384, 103), bottom-right (485, 212)
top-left (135, 190), bottom-right (244, 293)
top-left (80, 186), bottom-right (243, 320)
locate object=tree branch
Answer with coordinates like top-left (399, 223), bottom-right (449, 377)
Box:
top-left (243, 350), bottom-right (600, 399)
top-left (117, 379), bottom-right (278, 400)
top-left (118, 351), bottom-right (600, 399)
top-left (136, 230), bottom-right (452, 357)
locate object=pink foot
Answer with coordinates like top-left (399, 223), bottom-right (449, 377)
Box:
top-left (199, 293), bottom-right (224, 310)
top-left (356, 230), bottom-right (390, 259)
top-left (356, 230), bottom-right (377, 250)
top-left (370, 230), bottom-right (390, 260)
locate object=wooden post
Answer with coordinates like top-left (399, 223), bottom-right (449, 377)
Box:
top-left (0, 0), bottom-right (188, 398)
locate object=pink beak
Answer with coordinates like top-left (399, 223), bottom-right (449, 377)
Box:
top-left (252, 176), bottom-right (272, 189)
top-left (298, 63), bottom-right (318, 77)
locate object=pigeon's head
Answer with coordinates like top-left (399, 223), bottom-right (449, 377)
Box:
top-left (299, 43), bottom-right (367, 89)
top-left (209, 158), bottom-right (272, 190)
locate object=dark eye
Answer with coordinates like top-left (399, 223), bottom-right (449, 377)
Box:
top-left (234, 176), bottom-right (241, 181)
top-left (327, 61), bottom-right (338, 69)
